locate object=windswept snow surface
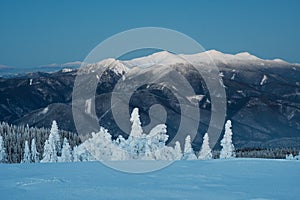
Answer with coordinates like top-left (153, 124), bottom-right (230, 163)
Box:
top-left (0, 159), bottom-right (299, 200)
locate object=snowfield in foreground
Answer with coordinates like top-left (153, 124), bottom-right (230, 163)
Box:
top-left (0, 159), bottom-right (299, 200)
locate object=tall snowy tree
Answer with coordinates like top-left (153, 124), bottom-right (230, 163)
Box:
top-left (41, 133), bottom-right (58, 163)
top-left (220, 120), bottom-right (236, 159)
top-left (21, 140), bottom-right (31, 163)
top-left (125, 108), bottom-right (146, 159)
top-left (31, 138), bottom-right (39, 163)
top-left (50, 120), bottom-right (61, 154)
top-left (182, 135), bottom-right (197, 160)
top-left (59, 138), bottom-right (73, 162)
top-left (198, 133), bottom-right (212, 160)
top-left (129, 108), bottom-right (143, 137)
top-left (0, 135), bottom-right (6, 163)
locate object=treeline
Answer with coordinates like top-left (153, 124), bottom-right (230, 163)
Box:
top-left (0, 108), bottom-right (237, 163)
top-left (235, 148), bottom-right (300, 159)
top-left (1, 110), bottom-right (300, 163)
top-left (0, 121), bottom-right (81, 163)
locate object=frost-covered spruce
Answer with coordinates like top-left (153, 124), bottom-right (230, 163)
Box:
top-left (220, 120), bottom-right (236, 159)
top-left (127, 108), bottom-right (145, 159)
top-left (174, 141), bottom-right (183, 160)
top-left (0, 135), bottom-right (7, 163)
top-left (129, 108), bottom-right (143, 137)
top-left (83, 128), bottom-right (124, 161)
top-left (22, 140), bottom-right (31, 163)
top-left (72, 146), bottom-right (80, 162)
top-left (182, 135), bottom-right (197, 160)
top-left (41, 130), bottom-right (58, 163)
top-left (59, 138), bottom-right (73, 162)
top-left (294, 152), bottom-right (300, 160)
top-left (285, 154), bottom-right (294, 160)
top-left (31, 138), bottom-right (39, 163)
top-left (146, 124), bottom-right (167, 159)
top-left (198, 133), bottom-right (212, 160)
top-left (146, 124), bottom-right (175, 160)
top-left (50, 120), bottom-right (61, 154)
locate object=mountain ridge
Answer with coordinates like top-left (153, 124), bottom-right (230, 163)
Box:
top-left (1, 50), bottom-right (299, 78)
top-left (0, 50), bottom-right (299, 150)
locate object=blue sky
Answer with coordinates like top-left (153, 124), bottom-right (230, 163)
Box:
top-left (0, 0), bottom-right (299, 68)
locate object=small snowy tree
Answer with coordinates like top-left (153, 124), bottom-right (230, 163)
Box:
top-left (296, 152), bottom-right (300, 160)
top-left (31, 138), bottom-right (39, 163)
top-left (286, 154), bottom-right (294, 160)
top-left (59, 138), bottom-right (73, 162)
top-left (198, 133), bottom-right (212, 160)
top-left (72, 146), bottom-right (80, 162)
top-left (22, 140), bottom-right (31, 163)
top-left (174, 141), bottom-right (183, 160)
top-left (130, 108), bottom-right (143, 137)
top-left (84, 128), bottom-right (120, 161)
top-left (0, 135), bottom-right (7, 163)
top-left (220, 120), bottom-right (236, 159)
top-left (145, 124), bottom-right (169, 160)
top-left (182, 135), bottom-right (197, 160)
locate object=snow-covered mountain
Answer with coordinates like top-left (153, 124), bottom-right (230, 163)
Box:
top-left (80, 58), bottom-right (128, 75)
top-left (121, 50), bottom-right (296, 68)
top-left (0, 50), bottom-right (300, 150)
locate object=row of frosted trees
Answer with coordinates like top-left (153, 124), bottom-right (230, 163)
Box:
top-left (0, 121), bottom-right (81, 163)
top-left (0, 108), bottom-right (237, 163)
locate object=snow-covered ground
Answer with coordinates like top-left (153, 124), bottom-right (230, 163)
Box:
top-left (0, 159), bottom-right (299, 200)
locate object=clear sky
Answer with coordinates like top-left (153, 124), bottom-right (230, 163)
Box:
top-left (0, 0), bottom-right (299, 68)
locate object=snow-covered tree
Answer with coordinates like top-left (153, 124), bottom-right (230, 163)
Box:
top-left (174, 141), bottom-right (182, 160)
top-left (296, 152), bottom-right (300, 160)
top-left (182, 135), bottom-right (197, 160)
top-left (145, 124), bottom-right (170, 160)
top-left (143, 143), bottom-right (154, 160)
top-left (22, 140), bottom-right (31, 163)
top-left (41, 133), bottom-right (57, 163)
top-left (83, 128), bottom-right (123, 161)
top-left (198, 133), bottom-right (212, 160)
top-left (286, 153), bottom-right (294, 160)
top-left (72, 146), bottom-right (81, 162)
top-left (59, 138), bottom-right (72, 162)
top-left (0, 135), bottom-right (6, 163)
top-left (50, 120), bottom-right (61, 154)
top-left (123, 108), bottom-right (146, 159)
top-left (129, 108), bottom-right (143, 137)
top-left (220, 120), bottom-right (236, 159)
top-left (31, 138), bottom-right (39, 163)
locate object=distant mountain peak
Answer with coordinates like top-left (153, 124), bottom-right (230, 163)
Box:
top-left (39, 61), bottom-right (82, 68)
top-left (81, 58), bottom-right (128, 75)
top-left (205, 49), bottom-right (224, 55)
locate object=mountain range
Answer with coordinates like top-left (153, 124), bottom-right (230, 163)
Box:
top-left (0, 50), bottom-right (299, 150)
